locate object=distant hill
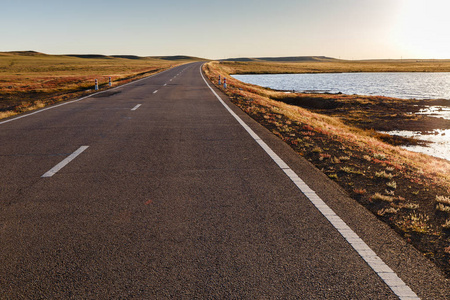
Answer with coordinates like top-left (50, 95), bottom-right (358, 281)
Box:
top-left (151, 55), bottom-right (206, 61)
top-left (1, 51), bottom-right (47, 56)
top-left (111, 55), bottom-right (143, 60)
top-left (221, 56), bottom-right (338, 62)
top-left (65, 54), bottom-right (205, 61)
top-left (1, 51), bottom-right (207, 62)
top-left (66, 54), bottom-right (112, 59)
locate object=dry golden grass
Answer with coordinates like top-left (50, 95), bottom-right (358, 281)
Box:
top-left (221, 59), bottom-right (450, 74)
top-left (0, 51), bottom-right (203, 117)
top-left (437, 195), bottom-right (450, 206)
top-left (0, 100), bottom-right (46, 119)
top-left (1, 52), bottom-right (173, 86)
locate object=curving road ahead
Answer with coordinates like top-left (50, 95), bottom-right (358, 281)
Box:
top-left (0, 62), bottom-right (448, 299)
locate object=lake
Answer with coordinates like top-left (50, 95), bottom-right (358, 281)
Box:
top-left (232, 72), bottom-right (450, 100)
top-left (232, 72), bottom-right (450, 161)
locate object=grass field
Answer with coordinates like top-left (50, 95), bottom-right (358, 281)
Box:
top-left (204, 61), bottom-right (450, 277)
top-left (0, 51), bottom-right (203, 119)
top-left (220, 59), bottom-right (450, 74)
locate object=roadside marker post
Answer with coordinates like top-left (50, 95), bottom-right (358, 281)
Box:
top-left (95, 79), bottom-right (98, 91)
top-left (218, 75), bottom-right (221, 85)
top-left (223, 77), bottom-right (227, 89)
top-left (109, 77), bottom-right (112, 87)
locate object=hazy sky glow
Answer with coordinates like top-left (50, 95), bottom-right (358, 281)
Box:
top-left (1, 0), bottom-right (450, 59)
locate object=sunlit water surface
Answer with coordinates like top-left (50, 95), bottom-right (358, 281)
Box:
top-left (232, 72), bottom-right (450, 161)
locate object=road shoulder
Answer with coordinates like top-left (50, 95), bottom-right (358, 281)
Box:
top-left (202, 67), bottom-right (450, 299)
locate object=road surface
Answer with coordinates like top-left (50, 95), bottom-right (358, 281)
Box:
top-left (0, 62), bottom-right (448, 298)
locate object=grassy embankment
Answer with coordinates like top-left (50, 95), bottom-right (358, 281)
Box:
top-left (0, 51), bottom-right (203, 119)
top-left (204, 60), bottom-right (450, 277)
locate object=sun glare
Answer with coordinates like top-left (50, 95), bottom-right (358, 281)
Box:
top-left (394, 0), bottom-right (450, 58)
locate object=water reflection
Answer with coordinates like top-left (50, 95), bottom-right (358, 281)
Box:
top-left (379, 129), bottom-right (450, 161)
top-left (417, 106), bottom-right (450, 120)
top-left (232, 72), bottom-right (450, 100)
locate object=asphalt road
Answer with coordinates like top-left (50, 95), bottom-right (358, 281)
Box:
top-left (0, 62), bottom-right (448, 299)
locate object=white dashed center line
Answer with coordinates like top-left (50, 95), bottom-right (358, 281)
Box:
top-left (131, 104), bottom-right (141, 111)
top-left (42, 146), bottom-right (89, 178)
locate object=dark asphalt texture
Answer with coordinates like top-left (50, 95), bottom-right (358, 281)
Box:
top-left (0, 62), bottom-right (448, 299)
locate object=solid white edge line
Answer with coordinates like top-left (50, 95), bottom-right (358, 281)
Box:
top-left (199, 65), bottom-right (419, 300)
top-left (41, 146), bottom-right (89, 178)
top-left (0, 66), bottom-right (178, 126)
top-left (0, 96), bottom-right (91, 126)
top-left (131, 104), bottom-right (142, 111)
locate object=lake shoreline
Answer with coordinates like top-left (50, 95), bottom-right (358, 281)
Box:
top-left (232, 72), bottom-right (450, 160)
top-left (273, 92), bottom-right (450, 132)
top-left (280, 92), bottom-right (450, 161)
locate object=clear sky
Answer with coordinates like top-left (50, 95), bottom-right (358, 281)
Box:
top-left (1, 0), bottom-right (450, 60)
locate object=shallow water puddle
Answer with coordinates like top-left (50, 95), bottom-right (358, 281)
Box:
top-left (380, 129), bottom-right (450, 161)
